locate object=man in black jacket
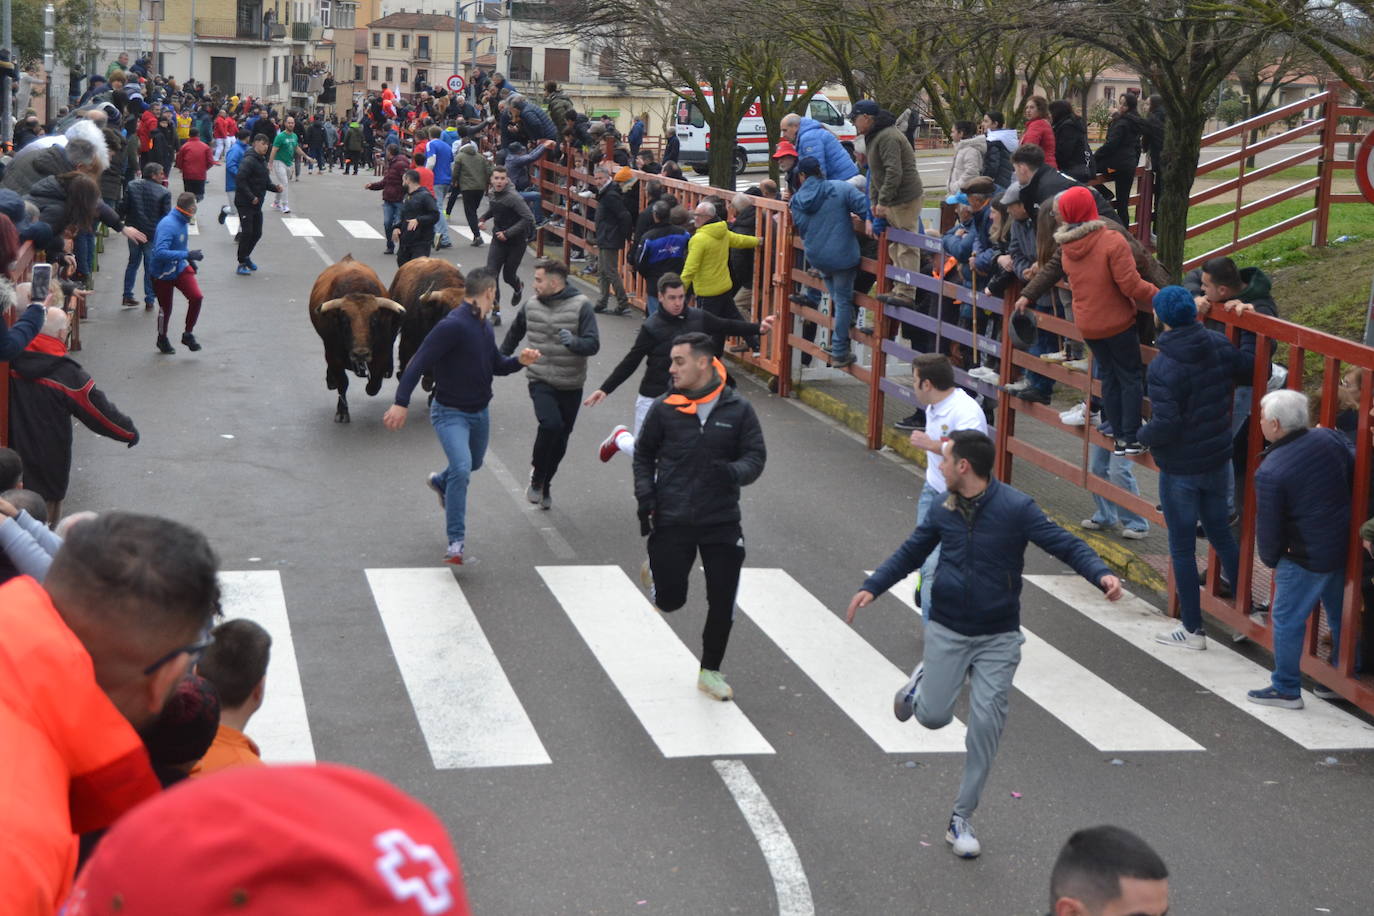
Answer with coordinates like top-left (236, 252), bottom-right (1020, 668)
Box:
top-left (392, 169), bottom-right (440, 267)
top-left (586, 273), bottom-right (773, 461)
top-left (590, 164), bottom-right (633, 316)
top-left (633, 331), bottom-right (766, 702)
top-left (121, 162), bottom-right (170, 308)
top-left (632, 199), bottom-right (687, 315)
top-left (233, 134), bottom-right (282, 274)
top-left (1011, 143), bottom-right (1118, 225)
top-left (478, 165), bottom-right (535, 326)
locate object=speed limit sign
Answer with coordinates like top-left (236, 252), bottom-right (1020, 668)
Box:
top-left (446, 74), bottom-right (466, 94)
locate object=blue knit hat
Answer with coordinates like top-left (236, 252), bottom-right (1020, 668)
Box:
top-left (1153, 285), bottom-right (1196, 327)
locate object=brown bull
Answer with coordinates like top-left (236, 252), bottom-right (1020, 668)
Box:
top-left (308, 255), bottom-right (406, 423)
top-left (389, 257), bottom-right (466, 390)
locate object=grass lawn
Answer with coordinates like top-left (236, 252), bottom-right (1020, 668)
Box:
top-left (1182, 200), bottom-right (1374, 268)
top-left (1198, 164), bottom-right (1319, 182)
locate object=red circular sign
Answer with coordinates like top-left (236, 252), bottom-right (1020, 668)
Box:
top-left (1356, 129), bottom-right (1374, 206)
top-left (446, 74), bottom-right (466, 94)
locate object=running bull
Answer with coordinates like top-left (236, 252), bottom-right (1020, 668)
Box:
top-left (308, 255), bottom-right (406, 423)
top-left (389, 256), bottom-right (466, 390)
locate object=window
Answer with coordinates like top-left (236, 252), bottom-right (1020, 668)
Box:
top-left (371, 65), bottom-right (379, 81)
top-left (273, 57), bottom-right (279, 82)
top-left (598, 47), bottom-right (613, 78)
top-left (466, 37), bottom-right (475, 51)
top-left (384, 66), bottom-right (393, 82)
top-left (417, 35), bottom-right (429, 59)
top-left (401, 34), bottom-right (409, 49)
top-left (355, 64), bottom-right (364, 81)
top-left (372, 32), bottom-right (379, 47)
top-left (677, 100), bottom-right (704, 129)
top-left (386, 32), bottom-right (394, 48)
top-left (400, 67), bottom-right (408, 83)
top-left (334, 2), bottom-right (355, 30)
top-left (509, 46), bottom-right (532, 82)
top-left (319, 0), bottom-right (331, 27)
top-left (1104, 87), bottom-right (1115, 101)
top-left (809, 99), bottom-right (842, 127)
top-left (545, 48), bottom-right (569, 83)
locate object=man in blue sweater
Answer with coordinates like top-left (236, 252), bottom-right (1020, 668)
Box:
top-left (149, 193), bottom-right (205, 354)
top-left (848, 430), bottom-right (1121, 860)
top-left (789, 156), bottom-right (871, 367)
top-left (424, 125), bottom-right (454, 249)
top-left (383, 268), bottom-right (541, 566)
top-left (1247, 389), bottom-right (1355, 708)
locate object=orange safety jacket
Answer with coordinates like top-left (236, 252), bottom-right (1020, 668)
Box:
top-left (0, 577), bottom-right (161, 915)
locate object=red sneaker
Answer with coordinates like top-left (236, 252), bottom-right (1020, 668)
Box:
top-left (443, 547), bottom-right (464, 565)
top-left (598, 425), bottom-right (629, 463)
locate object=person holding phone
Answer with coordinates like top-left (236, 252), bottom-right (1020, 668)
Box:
top-left (0, 278), bottom-right (50, 361)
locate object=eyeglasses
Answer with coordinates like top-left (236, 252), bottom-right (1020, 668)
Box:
top-left (142, 625), bottom-right (215, 676)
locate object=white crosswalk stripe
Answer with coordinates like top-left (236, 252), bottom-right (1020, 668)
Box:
top-left (338, 219), bottom-right (384, 239)
top-left (367, 568), bottom-right (551, 769)
top-left (1026, 574), bottom-right (1374, 750)
top-left (875, 571), bottom-right (1203, 752)
top-left (537, 565), bottom-right (775, 758)
top-left (281, 217), bottom-right (323, 237)
top-left (218, 571), bottom-right (316, 763)
top-left (737, 569), bottom-right (967, 752)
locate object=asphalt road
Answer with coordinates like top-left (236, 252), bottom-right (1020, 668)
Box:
top-left (65, 167), bottom-right (1374, 915)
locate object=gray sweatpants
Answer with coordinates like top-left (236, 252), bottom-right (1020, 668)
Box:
top-left (915, 619), bottom-right (1024, 819)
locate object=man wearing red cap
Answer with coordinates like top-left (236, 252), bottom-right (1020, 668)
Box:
top-left (0, 512), bottom-right (219, 914)
top-left (64, 764), bottom-right (473, 916)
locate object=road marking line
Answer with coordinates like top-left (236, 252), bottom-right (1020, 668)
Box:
top-left (1026, 574), bottom-right (1374, 750)
top-left (737, 569), bottom-right (966, 752)
top-left (366, 568), bottom-right (551, 768)
top-left (305, 236), bottom-right (333, 267)
top-left (877, 571), bottom-right (1203, 752)
top-left (218, 571), bottom-right (316, 763)
top-left (449, 221), bottom-right (473, 240)
top-left (712, 760), bottom-right (815, 916)
top-left (282, 217), bottom-right (323, 237)
top-left (481, 449), bottom-right (576, 559)
top-left (538, 566), bottom-right (775, 758)
top-left (338, 219), bottom-right (384, 239)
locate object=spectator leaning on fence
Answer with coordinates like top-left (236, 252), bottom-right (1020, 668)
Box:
top-left (851, 100), bottom-right (924, 312)
top-left (1138, 286), bottom-right (1253, 652)
top-left (781, 111), bottom-right (859, 181)
top-left (1246, 389), bottom-right (1355, 709)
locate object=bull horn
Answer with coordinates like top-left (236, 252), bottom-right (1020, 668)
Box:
top-left (419, 290), bottom-right (440, 303)
top-left (376, 298), bottom-right (406, 314)
top-left (317, 297), bottom-right (346, 313)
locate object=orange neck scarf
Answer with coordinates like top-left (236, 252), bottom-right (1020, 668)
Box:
top-left (664, 357), bottom-right (726, 415)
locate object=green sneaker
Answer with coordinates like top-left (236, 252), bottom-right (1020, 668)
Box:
top-left (698, 668), bottom-right (734, 701)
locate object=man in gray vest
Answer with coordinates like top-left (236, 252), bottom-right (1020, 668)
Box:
top-left (501, 258), bottom-right (601, 509)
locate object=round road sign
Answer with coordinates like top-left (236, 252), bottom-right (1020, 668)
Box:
top-left (1356, 129), bottom-right (1374, 206)
top-left (446, 74), bottom-right (466, 94)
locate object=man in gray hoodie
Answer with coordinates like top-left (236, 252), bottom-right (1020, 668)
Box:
top-left (500, 259), bottom-right (601, 509)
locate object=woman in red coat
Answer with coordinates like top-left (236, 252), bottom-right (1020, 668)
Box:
top-left (1020, 95), bottom-right (1057, 169)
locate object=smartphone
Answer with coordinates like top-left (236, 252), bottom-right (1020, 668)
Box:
top-left (29, 263), bottom-right (51, 304)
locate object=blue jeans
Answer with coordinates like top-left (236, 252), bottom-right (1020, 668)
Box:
top-left (74, 230), bottom-right (94, 277)
top-left (1024, 301), bottom-right (1059, 395)
top-left (916, 482), bottom-right (942, 616)
top-left (432, 183), bottom-right (451, 244)
top-left (519, 189), bottom-right (544, 224)
top-left (382, 200), bottom-right (402, 249)
top-left (1270, 558), bottom-right (1344, 695)
top-left (1089, 445), bottom-right (1148, 532)
top-left (645, 294), bottom-right (659, 317)
top-left (1159, 465), bottom-right (1240, 633)
top-left (824, 266), bottom-right (858, 359)
top-left (429, 403), bottom-right (490, 546)
top-left (1084, 325), bottom-right (1143, 440)
top-left (124, 238), bottom-right (154, 302)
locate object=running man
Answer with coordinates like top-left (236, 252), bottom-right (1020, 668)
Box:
top-left (478, 165), bottom-right (534, 326)
top-left (383, 268), bottom-right (541, 565)
top-left (634, 332), bottom-right (766, 701)
top-left (149, 192), bottom-right (206, 354)
top-left (847, 430), bottom-right (1122, 860)
top-left (269, 115), bottom-right (314, 213)
top-left (584, 273), bottom-right (773, 461)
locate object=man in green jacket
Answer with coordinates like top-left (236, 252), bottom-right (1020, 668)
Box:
top-left (451, 140), bottom-right (494, 247)
top-left (852, 99), bottom-right (924, 310)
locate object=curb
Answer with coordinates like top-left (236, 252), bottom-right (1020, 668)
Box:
top-left (793, 380), bottom-right (1169, 596)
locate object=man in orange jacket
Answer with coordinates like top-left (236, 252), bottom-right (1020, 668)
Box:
top-left (0, 512), bottom-right (221, 915)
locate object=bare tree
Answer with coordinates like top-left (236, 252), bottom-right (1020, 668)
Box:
top-left (735, 43), bottom-right (836, 182)
top-left (1040, 43), bottom-right (1118, 117)
top-left (1228, 1), bottom-right (1374, 112)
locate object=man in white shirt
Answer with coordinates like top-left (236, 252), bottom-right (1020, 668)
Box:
top-left (906, 354), bottom-right (989, 613)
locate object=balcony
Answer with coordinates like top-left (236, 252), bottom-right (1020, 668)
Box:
top-left (413, 48), bottom-right (431, 61)
top-left (196, 18), bottom-right (270, 42)
top-left (291, 21), bottom-right (323, 42)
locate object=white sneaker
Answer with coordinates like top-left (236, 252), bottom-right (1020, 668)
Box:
top-left (1064, 358), bottom-right (1091, 373)
top-left (1081, 517), bottom-right (1112, 530)
top-left (946, 814), bottom-right (981, 858)
top-left (1059, 403), bottom-right (1088, 426)
top-left (1120, 527), bottom-right (1148, 540)
top-left (1039, 350), bottom-right (1069, 363)
top-left (1155, 624), bottom-right (1207, 650)
top-left (968, 366), bottom-right (999, 384)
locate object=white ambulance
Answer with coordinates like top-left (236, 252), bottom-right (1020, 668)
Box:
top-left (673, 91), bottom-right (855, 174)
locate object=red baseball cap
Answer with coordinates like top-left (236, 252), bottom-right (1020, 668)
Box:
top-left (63, 764), bottom-right (471, 916)
top-left (772, 140), bottom-right (799, 160)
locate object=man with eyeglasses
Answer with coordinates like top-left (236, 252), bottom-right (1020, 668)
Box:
top-left (0, 512), bottom-right (220, 914)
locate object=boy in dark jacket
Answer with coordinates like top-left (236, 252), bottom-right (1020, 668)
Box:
top-left (633, 332), bottom-right (766, 704)
top-left (392, 169), bottom-right (439, 266)
top-left (365, 144), bottom-right (410, 255)
top-left (122, 163), bottom-right (171, 308)
top-left (850, 430), bottom-right (1120, 860)
top-left (478, 166), bottom-right (535, 325)
top-left (234, 134), bottom-right (282, 274)
top-left (1139, 287), bottom-right (1253, 651)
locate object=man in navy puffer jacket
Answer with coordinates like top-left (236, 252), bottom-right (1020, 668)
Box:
top-left (849, 430), bottom-right (1121, 860)
top-left (1139, 286), bottom-right (1254, 651)
top-left (1247, 389), bottom-right (1355, 708)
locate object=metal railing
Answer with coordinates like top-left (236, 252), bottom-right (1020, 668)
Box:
top-left (195, 18), bottom-right (266, 40)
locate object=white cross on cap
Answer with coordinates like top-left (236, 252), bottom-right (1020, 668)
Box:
top-left (374, 828), bottom-right (455, 914)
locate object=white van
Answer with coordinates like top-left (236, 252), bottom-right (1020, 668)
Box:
top-left (673, 91), bottom-right (855, 174)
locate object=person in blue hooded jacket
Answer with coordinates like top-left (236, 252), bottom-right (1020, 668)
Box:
top-left (782, 112), bottom-right (858, 181)
top-left (149, 192), bottom-right (206, 355)
top-left (788, 156), bottom-right (871, 368)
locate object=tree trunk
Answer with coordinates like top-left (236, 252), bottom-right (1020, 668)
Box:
top-left (1155, 103), bottom-right (1207, 279)
top-left (707, 112), bottom-right (739, 190)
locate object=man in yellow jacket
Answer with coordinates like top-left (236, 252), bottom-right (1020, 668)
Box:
top-left (680, 201), bottom-right (760, 353)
